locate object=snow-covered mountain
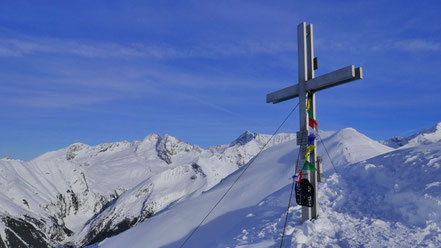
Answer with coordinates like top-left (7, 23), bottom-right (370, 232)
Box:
top-left (382, 122), bottom-right (441, 148)
top-left (0, 124), bottom-right (424, 247)
top-left (316, 127), bottom-right (393, 170)
top-left (93, 124), bottom-right (441, 248)
top-left (0, 131), bottom-right (301, 247)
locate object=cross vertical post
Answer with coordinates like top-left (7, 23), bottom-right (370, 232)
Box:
top-left (298, 22), bottom-right (318, 221)
top-left (266, 21), bottom-right (363, 222)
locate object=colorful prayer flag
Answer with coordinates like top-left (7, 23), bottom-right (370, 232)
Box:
top-left (308, 118), bottom-right (318, 128)
top-left (308, 134), bottom-right (316, 146)
top-left (308, 126), bottom-right (316, 145)
top-left (305, 145), bottom-right (316, 160)
top-left (306, 100), bottom-right (318, 128)
top-left (296, 170), bottom-right (303, 184)
top-left (302, 160), bottom-right (317, 171)
top-left (300, 99), bottom-right (318, 172)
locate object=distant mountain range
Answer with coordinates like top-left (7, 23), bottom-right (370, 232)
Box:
top-left (0, 131), bottom-right (298, 247)
top-left (0, 123), bottom-right (440, 247)
top-left (381, 122), bottom-right (441, 148)
top-left (96, 122), bottom-right (441, 248)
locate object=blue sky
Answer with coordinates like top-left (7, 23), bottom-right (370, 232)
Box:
top-left (1, 0), bottom-right (441, 160)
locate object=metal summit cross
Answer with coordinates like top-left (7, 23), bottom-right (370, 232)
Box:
top-left (266, 22), bottom-right (363, 222)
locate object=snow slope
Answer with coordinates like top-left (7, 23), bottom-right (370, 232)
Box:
top-left (0, 131), bottom-right (299, 247)
top-left (291, 141), bottom-right (441, 247)
top-left (316, 127), bottom-right (393, 170)
top-left (96, 139), bottom-right (300, 248)
top-left (0, 127), bottom-right (396, 247)
top-left (95, 128), bottom-right (440, 248)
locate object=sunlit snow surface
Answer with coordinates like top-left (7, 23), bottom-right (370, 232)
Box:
top-left (0, 131), bottom-right (300, 246)
top-left (0, 125), bottom-right (439, 247)
top-left (96, 132), bottom-right (441, 248)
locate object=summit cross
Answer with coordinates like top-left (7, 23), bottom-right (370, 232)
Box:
top-left (266, 22), bottom-right (363, 222)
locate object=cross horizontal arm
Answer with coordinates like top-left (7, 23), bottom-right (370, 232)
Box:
top-left (305, 65), bottom-right (362, 92)
top-left (266, 84), bottom-right (299, 104)
top-left (266, 65), bottom-right (362, 104)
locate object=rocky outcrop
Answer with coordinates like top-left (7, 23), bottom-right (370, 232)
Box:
top-left (156, 134), bottom-right (201, 164)
top-left (1, 216), bottom-right (52, 248)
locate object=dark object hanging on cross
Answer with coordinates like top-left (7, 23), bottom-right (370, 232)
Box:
top-left (295, 179), bottom-right (314, 207)
top-left (266, 22), bottom-right (363, 222)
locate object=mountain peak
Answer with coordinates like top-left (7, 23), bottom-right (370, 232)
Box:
top-left (230, 131), bottom-right (256, 146)
top-left (67, 142), bottom-right (89, 149)
top-left (142, 133), bottom-right (161, 143)
top-left (382, 122), bottom-right (441, 148)
top-left (334, 127), bottom-right (361, 139)
top-left (66, 143), bottom-right (91, 160)
top-left (338, 127), bottom-right (357, 133)
top-left (422, 122), bottom-right (441, 134)
top-left (155, 134), bottom-right (201, 164)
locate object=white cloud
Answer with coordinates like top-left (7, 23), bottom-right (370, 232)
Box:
top-left (0, 88), bottom-right (112, 108)
top-left (0, 36), bottom-right (296, 59)
top-left (394, 39), bottom-right (441, 52)
top-left (0, 34), bottom-right (296, 111)
top-left (0, 37), bottom-right (182, 59)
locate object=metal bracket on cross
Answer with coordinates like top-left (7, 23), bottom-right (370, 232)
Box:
top-left (296, 130), bottom-right (308, 146)
top-left (317, 156), bottom-right (325, 182)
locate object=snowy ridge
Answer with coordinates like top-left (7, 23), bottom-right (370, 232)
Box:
top-left (382, 122), bottom-right (441, 148)
top-left (1, 125), bottom-right (433, 247)
top-left (318, 128), bottom-right (394, 170)
top-left (0, 131), bottom-right (298, 247)
top-left (96, 125), bottom-right (440, 248)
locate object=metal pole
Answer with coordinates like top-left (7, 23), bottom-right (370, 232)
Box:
top-left (297, 22), bottom-right (311, 222)
top-left (306, 24), bottom-right (318, 219)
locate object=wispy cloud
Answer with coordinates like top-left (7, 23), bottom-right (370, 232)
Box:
top-left (198, 40), bottom-right (296, 58)
top-left (369, 39), bottom-right (441, 53)
top-left (0, 86), bottom-right (113, 108)
top-left (0, 59), bottom-right (273, 110)
top-left (316, 35), bottom-right (441, 55)
top-left (22, 92), bottom-right (110, 108)
top-left (0, 37), bottom-right (181, 59)
top-left (394, 39), bottom-right (441, 52)
top-left (319, 91), bottom-right (441, 110)
top-left (0, 35), bottom-right (296, 59)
